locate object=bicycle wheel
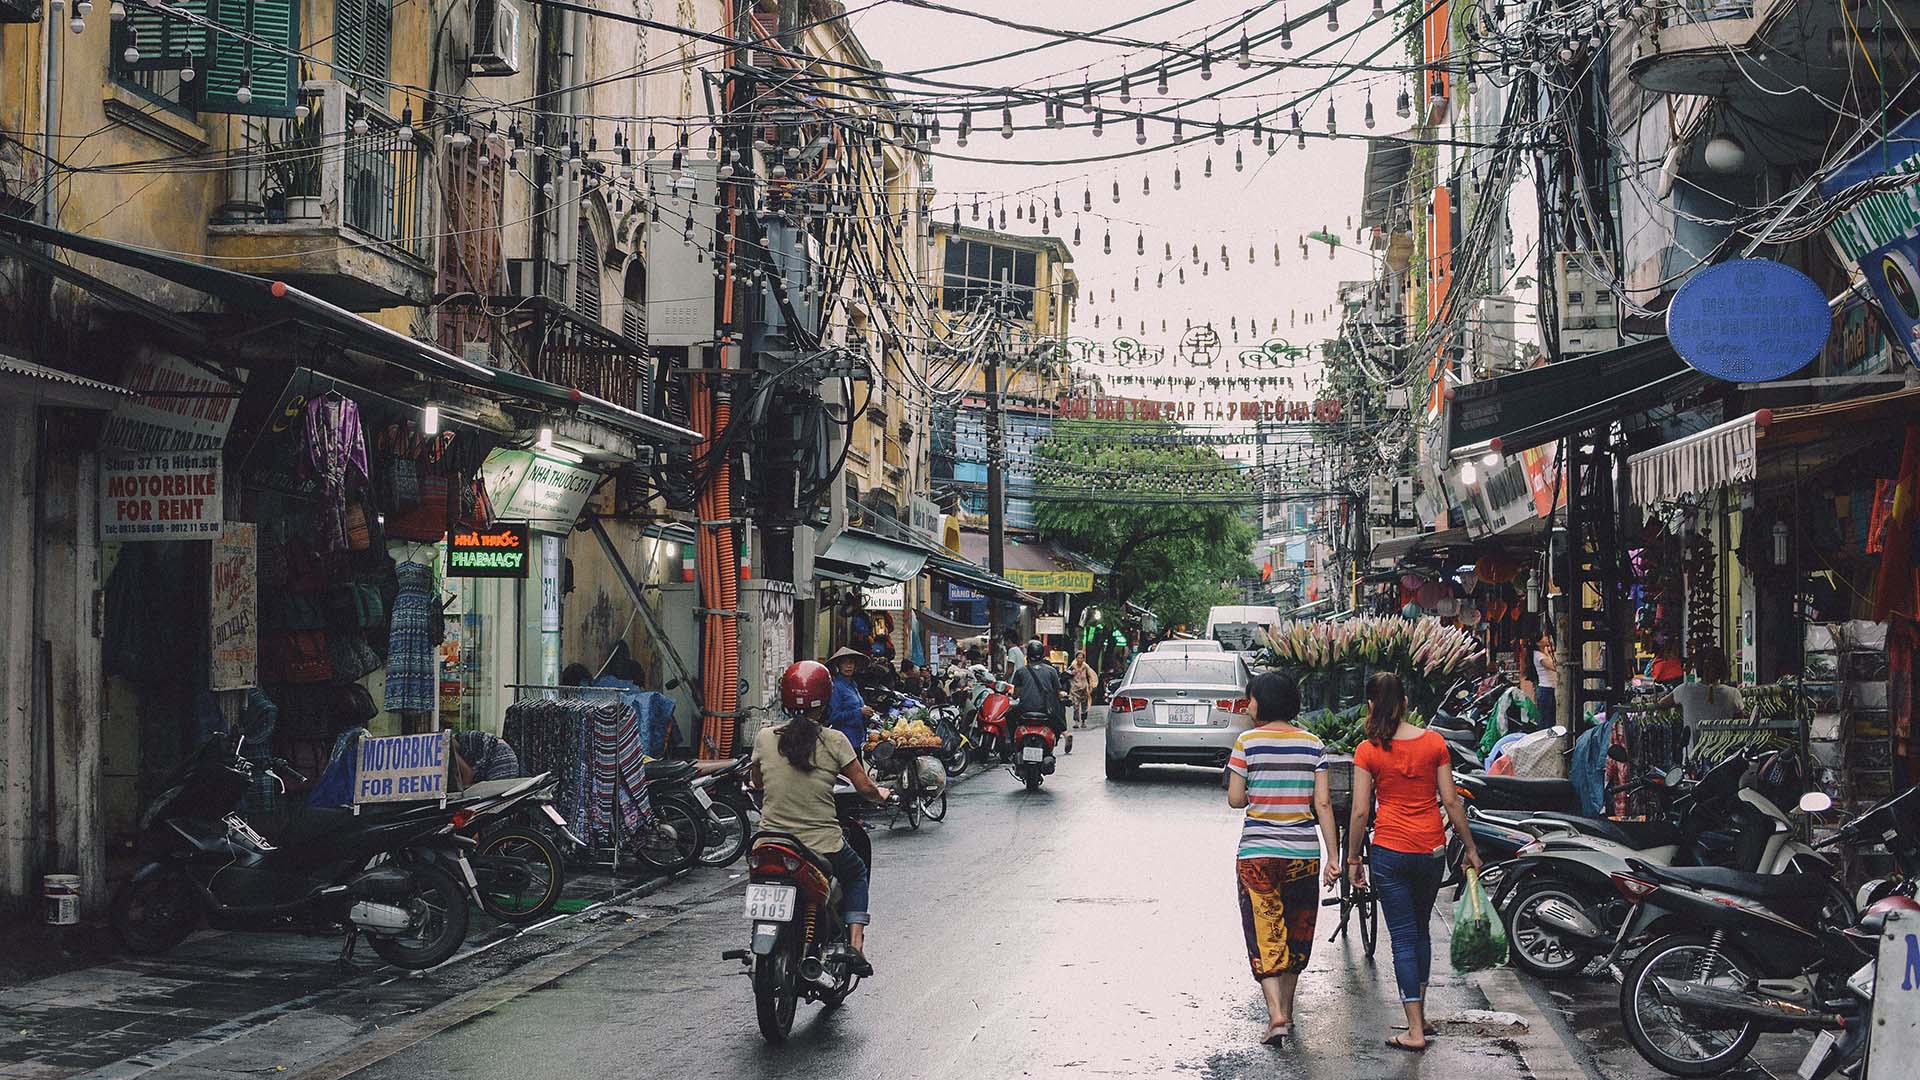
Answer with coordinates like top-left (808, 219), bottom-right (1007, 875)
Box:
top-left (1326, 867), bottom-right (1353, 942)
top-left (1358, 886), bottom-right (1380, 958)
top-left (902, 774), bottom-right (922, 830)
top-left (920, 789), bottom-right (948, 821)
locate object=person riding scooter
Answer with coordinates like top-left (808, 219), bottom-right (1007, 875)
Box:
top-left (750, 660), bottom-right (892, 976)
top-left (1010, 639), bottom-right (1070, 758)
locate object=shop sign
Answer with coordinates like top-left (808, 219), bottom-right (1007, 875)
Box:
top-left (909, 494), bottom-right (941, 539)
top-left (1003, 568), bottom-right (1094, 593)
top-left (1823, 110), bottom-right (1920, 368)
top-left (1522, 443), bottom-right (1563, 519)
top-left (353, 731), bottom-right (450, 805)
top-left (100, 451), bottom-right (223, 541)
top-left (1821, 299), bottom-right (1892, 379)
top-left (1667, 260), bottom-right (1831, 382)
top-left (209, 522), bottom-right (257, 690)
top-left (864, 581), bottom-right (906, 610)
top-left (448, 522), bottom-right (531, 578)
top-left (539, 535), bottom-right (563, 634)
top-left (1036, 615), bottom-right (1066, 635)
top-left (947, 584), bottom-right (984, 602)
top-left (1470, 457), bottom-right (1536, 537)
top-left (482, 449), bottom-right (600, 526)
top-left (101, 351), bottom-right (243, 452)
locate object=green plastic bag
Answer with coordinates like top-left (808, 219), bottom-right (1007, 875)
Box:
top-left (1450, 869), bottom-right (1508, 972)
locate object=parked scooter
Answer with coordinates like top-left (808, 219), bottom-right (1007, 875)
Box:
top-left (691, 756), bottom-right (757, 869)
top-left (1494, 747), bottom-right (1834, 979)
top-left (451, 773), bottom-right (572, 925)
top-left (112, 731), bottom-right (479, 969)
top-left (1606, 785), bottom-right (1919, 1077)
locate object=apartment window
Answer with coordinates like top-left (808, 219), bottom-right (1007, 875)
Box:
top-left (436, 135), bottom-right (506, 353)
top-left (941, 239), bottom-right (1036, 316)
top-left (111, 0), bottom-right (211, 114)
top-left (574, 218), bottom-right (603, 324)
top-left (334, 0), bottom-right (393, 105)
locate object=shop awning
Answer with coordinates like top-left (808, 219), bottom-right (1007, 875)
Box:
top-left (0, 214), bottom-right (699, 448)
top-left (925, 552), bottom-right (1042, 606)
top-left (1629, 411), bottom-right (1760, 505)
top-left (957, 530), bottom-right (1097, 593)
top-left (915, 607), bottom-right (990, 638)
top-left (1369, 526), bottom-right (1473, 566)
top-left (1448, 337), bottom-right (1703, 457)
top-left (0, 352), bottom-right (133, 410)
top-left (816, 528), bottom-right (930, 584)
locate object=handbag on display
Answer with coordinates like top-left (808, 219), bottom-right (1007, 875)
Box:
top-left (385, 472), bottom-right (448, 541)
top-left (327, 635), bottom-right (381, 684)
top-left (279, 631), bottom-right (334, 684)
top-left (343, 501), bottom-right (372, 551)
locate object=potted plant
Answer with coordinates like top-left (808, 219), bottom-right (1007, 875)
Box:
top-left (264, 105), bottom-right (324, 221)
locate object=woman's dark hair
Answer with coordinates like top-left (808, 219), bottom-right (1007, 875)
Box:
top-left (1246, 671), bottom-right (1300, 724)
top-left (560, 663), bottom-right (594, 687)
top-left (1694, 646), bottom-right (1730, 686)
top-left (1366, 671), bottom-right (1408, 750)
top-left (777, 713), bottom-right (823, 772)
top-left (1519, 648), bottom-right (1538, 685)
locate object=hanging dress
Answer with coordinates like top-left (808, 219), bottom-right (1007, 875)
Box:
top-left (384, 561), bottom-right (436, 713)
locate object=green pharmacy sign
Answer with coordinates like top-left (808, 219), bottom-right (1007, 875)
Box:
top-left (449, 522), bottom-right (531, 578)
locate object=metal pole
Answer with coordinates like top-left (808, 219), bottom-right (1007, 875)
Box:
top-left (985, 308), bottom-right (1007, 668)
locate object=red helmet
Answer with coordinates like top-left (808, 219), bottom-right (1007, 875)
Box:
top-left (780, 660), bottom-right (832, 713)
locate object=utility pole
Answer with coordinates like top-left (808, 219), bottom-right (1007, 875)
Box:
top-left (984, 302), bottom-right (1007, 669)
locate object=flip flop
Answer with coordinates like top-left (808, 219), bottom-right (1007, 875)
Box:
top-left (1385, 1036), bottom-right (1427, 1054)
top-left (1263, 1023), bottom-right (1291, 1047)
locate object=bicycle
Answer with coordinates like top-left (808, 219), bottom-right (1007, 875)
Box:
top-left (1321, 756), bottom-right (1380, 958)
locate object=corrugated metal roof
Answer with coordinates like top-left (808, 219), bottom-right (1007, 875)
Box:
top-left (0, 354), bottom-right (134, 398)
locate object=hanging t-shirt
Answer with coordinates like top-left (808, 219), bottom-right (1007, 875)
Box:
top-left (1672, 682), bottom-right (1746, 732)
top-left (1227, 727), bottom-right (1328, 860)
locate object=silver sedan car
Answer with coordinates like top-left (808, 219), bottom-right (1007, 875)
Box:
top-left (1103, 652), bottom-right (1254, 779)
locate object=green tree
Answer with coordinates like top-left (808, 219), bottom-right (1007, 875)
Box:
top-left (1030, 421), bottom-right (1258, 629)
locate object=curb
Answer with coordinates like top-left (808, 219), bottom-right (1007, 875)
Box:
top-left (1471, 968), bottom-right (1591, 1080)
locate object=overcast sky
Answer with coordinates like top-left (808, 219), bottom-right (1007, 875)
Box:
top-left (854, 0), bottom-right (1408, 399)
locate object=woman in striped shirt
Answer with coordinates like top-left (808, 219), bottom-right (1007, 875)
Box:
top-left (1226, 671), bottom-right (1340, 1048)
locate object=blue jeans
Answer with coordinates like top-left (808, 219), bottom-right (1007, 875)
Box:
top-left (1536, 686), bottom-right (1556, 725)
top-left (825, 846), bottom-right (871, 926)
top-left (1372, 845), bottom-right (1445, 1002)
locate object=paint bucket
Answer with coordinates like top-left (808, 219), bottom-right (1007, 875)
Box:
top-left (43, 874), bottom-right (81, 926)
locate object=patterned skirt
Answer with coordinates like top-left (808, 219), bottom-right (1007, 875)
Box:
top-left (1236, 857), bottom-right (1320, 979)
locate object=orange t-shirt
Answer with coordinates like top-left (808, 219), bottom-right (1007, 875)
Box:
top-left (1353, 730), bottom-right (1449, 855)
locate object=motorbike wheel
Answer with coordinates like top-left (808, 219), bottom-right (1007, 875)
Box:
top-left (1023, 769), bottom-right (1042, 792)
top-left (943, 742), bottom-right (972, 778)
top-left (1620, 933), bottom-right (1762, 1077)
top-left (367, 863), bottom-right (472, 970)
top-left (474, 825), bottom-right (565, 924)
top-left (753, 937), bottom-right (800, 1043)
top-left (110, 870), bottom-right (201, 955)
top-left (921, 789), bottom-right (949, 822)
top-left (635, 796), bottom-right (706, 874)
top-left (1506, 878), bottom-right (1600, 978)
top-left (698, 793), bottom-right (753, 869)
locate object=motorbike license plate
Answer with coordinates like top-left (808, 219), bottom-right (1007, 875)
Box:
top-left (744, 884), bottom-right (797, 922)
top-left (541, 804), bottom-right (567, 826)
top-left (1021, 746), bottom-right (1045, 763)
top-left (1796, 1030), bottom-right (1839, 1079)
top-left (1163, 704), bottom-right (1199, 725)
top-left (691, 786), bottom-right (715, 810)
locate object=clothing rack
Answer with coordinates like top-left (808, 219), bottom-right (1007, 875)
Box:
top-left (502, 687), bottom-right (651, 876)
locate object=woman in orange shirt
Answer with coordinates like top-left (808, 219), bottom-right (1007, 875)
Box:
top-left (1346, 673), bottom-right (1481, 1053)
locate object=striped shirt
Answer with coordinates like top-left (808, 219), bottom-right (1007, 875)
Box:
top-left (1227, 727), bottom-right (1328, 860)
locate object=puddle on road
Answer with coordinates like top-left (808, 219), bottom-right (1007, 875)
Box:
top-left (1054, 896), bottom-right (1158, 905)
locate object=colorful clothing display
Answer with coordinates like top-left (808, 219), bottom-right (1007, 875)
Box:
top-left (504, 695), bottom-right (654, 848)
top-left (305, 395), bottom-right (368, 552)
top-left (383, 561), bottom-right (436, 713)
top-left (1236, 856), bottom-right (1319, 979)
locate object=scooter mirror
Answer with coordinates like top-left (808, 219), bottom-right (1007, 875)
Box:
top-left (1797, 791), bottom-right (1834, 814)
top-left (1607, 744), bottom-right (1631, 763)
top-left (1664, 767), bottom-right (1686, 788)
top-left (1550, 725), bottom-right (1568, 738)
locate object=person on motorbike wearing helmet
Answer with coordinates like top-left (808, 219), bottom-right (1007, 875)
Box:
top-left (751, 660), bottom-right (892, 975)
top-left (1010, 639), bottom-right (1071, 756)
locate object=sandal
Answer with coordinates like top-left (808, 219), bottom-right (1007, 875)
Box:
top-left (1384, 1035), bottom-right (1427, 1054)
top-left (1263, 1022), bottom-right (1291, 1047)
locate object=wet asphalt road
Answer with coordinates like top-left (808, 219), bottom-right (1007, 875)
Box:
top-left (343, 725), bottom-right (1532, 1080)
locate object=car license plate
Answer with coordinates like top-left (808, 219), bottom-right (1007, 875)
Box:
top-left (744, 884), bottom-right (796, 922)
top-left (1164, 704), bottom-right (1199, 725)
top-left (1796, 1030), bottom-right (1839, 1079)
top-left (1021, 745), bottom-right (1045, 763)
top-left (541, 804), bottom-right (567, 826)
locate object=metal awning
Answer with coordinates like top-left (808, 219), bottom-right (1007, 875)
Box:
top-left (1369, 527), bottom-right (1473, 566)
top-left (0, 214), bottom-right (699, 448)
top-left (1448, 337), bottom-right (1704, 458)
top-left (915, 607), bottom-right (990, 638)
top-left (1629, 412), bottom-right (1760, 506)
top-left (925, 552), bottom-right (1042, 606)
top-left (817, 528), bottom-right (930, 584)
top-left (1360, 134), bottom-right (1415, 230)
top-left (0, 352), bottom-right (132, 410)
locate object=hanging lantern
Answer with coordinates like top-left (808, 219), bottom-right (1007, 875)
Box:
top-left (1326, 100), bottom-right (1337, 134)
top-left (1364, 92), bottom-right (1376, 129)
top-left (1137, 231), bottom-right (1145, 254)
top-left (1112, 179), bottom-right (1120, 203)
top-left (1281, 6), bottom-right (1293, 49)
top-left (1092, 109), bottom-right (1104, 137)
top-left (1083, 185), bottom-right (1092, 211)
top-left (1327, 2), bottom-right (1340, 30)
top-left (1200, 43), bottom-right (1212, 80)
top-left (1204, 155), bottom-right (1213, 178)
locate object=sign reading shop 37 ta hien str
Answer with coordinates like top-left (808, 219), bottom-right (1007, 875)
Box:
top-left (99, 451), bottom-right (223, 541)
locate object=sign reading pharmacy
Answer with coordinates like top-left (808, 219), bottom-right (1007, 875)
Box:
top-left (1004, 568), bottom-right (1094, 593)
top-left (449, 522), bottom-right (531, 578)
top-left (353, 732), bottom-right (450, 805)
top-left (481, 449), bottom-right (600, 526)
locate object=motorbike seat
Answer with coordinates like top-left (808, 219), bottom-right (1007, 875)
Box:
top-left (1629, 860), bottom-right (1829, 902)
top-left (1469, 775), bottom-right (1577, 800)
top-left (1436, 726), bottom-right (1479, 746)
top-left (1530, 813), bottom-right (1683, 850)
top-left (252, 804), bottom-right (358, 847)
top-left (643, 759), bottom-right (695, 782)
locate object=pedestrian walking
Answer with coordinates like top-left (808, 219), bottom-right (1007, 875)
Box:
top-left (1346, 673), bottom-right (1482, 1053)
top-left (1224, 671), bottom-right (1339, 1049)
top-left (1068, 649), bottom-right (1098, 728)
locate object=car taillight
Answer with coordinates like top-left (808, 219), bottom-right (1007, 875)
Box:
top-left (449, 809), bottom-right (475, 829)
top-left (1217, 698), bottom-right (1250, 713)
top-left (1112, 696), bottom-right (1144, 714)
top-left (1611, 873), bottom-right (1659, 902)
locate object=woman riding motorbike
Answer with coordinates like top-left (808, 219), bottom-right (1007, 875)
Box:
top-left (750, 660), bottom-right (892, 975)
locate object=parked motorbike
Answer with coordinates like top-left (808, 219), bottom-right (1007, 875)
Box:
top-left (1010, 714), bottom-right (1058, 791)
top-left (1605, 785), bottom-right (1920, 1077)
top-left (112, 731), bottom-right (478, 969)
top-left (1455, 770), bottom-right (1585, 813)
top-left (722, 780), bottom-right (874, 1043)
top-left (691, 756), bottom-right (757, 869)
top-left (452, 774), bottom-right (571, 925)
top-left (633, 759), bottom-right (714, 873)
top-left (1493, 747), bottom-right (1835, 978)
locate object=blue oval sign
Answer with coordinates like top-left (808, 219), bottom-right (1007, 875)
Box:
top-left (1667, 259), bottom-right (1830, 382)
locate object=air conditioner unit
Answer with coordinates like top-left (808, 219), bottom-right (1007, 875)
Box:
top-left (469, 0), bottom-right (522, 77)
top-left (505, 258), bottom-right (535, 298)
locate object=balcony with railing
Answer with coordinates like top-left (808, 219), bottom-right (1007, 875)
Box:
top-left (207, 81), bottom-right (433, 311)
top-left (443, 293), bottom-right (662, 415)
top-left (1625, 0), bottom-right (1909, 100)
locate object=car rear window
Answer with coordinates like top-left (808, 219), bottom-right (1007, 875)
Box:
top-left (1211, 623), bottom-right (1266, 651)
top-left (1129, 657), bottom-right (1244, 685)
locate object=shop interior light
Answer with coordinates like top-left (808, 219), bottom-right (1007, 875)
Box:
top-left (539, 443), bottom-right (586, 465)
top-left (536, 425), bottom-right (555, 451)
top-left (422, 402), bottom-right (440, 436)
top-left (1481, 449), bottom-right (1502, 468)
top-left (1458, 460), bottom-right (1478, 485)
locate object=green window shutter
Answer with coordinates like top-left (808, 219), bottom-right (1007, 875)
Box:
top-left (362, 0), bottom-right (391, 107)
top-left (116, 0), bottom-right (213, 72)
top-left (333, 0), bottom-right (364, 86)
top-left (201, 0), bottom-right (300, 117)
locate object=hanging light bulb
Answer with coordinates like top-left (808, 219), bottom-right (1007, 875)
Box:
top-left (1000, 107), bottom-right (1013, 139)
top-left (1119, 66), bottom-right (1131, 103)
top-left (1102, 230), bottom-right (1111, 254)
top-left (1204, 155), bottom-right (1213, 178)
top-left (1134, 110), bottom-right (1147, 145)
top-left (1156, 52), bottom-right (1171, 95)
top-left (1280, 5), bottom-right (1293, 49)
top-left (537, 425), bottom-right (556, 452)
top-left (1165, 242), bottom-right (1173, 260)
top-left (1072, 221), bottom-right (1082, 245)
top-left (1111, 179), bottom-right (1120, 203)
top-left (1143, 174), bottom-right (1151, 195)
top-left (1136, 232), bottom-right (1145, 255)
top-left (1397, 85), bottom-right (1412, 118)
top-left (971, 196), bottom-right (980, 220)
top-left (1364, 91), bottom-right (1375, 129)
top-left (69, 12), bottom-right (83, 31)
top-left (957, 109), bottom-right (971, 146)
top-left (1328, 1), bottom-right (1340, 30)
top-left (1173, 162), bottom-right (1182, 189)
top-left (109, 0), bottom-right (123, 19)
top-left (1234, 146), bottom-right (1243, 171)
top-left (1237, 29), bottom-right (1251, 69)
top-left (1053, 189), bottom-right (1063, 215)
top-left (234, 69), bottom-right (253, 106)
top-left (1326, 100), bottom-right (1336, 134)
top-left (122, 27), bottom-right (138, 64)
top-left (1041, 214), bottom-right (1050, 234)
top-left (180, 55), bottom-right (195, 82)
top-left (1267, 134), bottom-right (1276, 155)
top-left (1374, 0), bottom-right (1385, 12)
top-left (422, 403), bottom-right (441, 436)
top-left (397, 104), bottom-right (413, 143)
top-left (1083, 185), bottom-right (1092, 211)
top-left (1091, 109), bottom-right (1104, 137)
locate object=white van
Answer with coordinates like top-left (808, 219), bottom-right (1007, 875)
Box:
top-left (1203, 605), bottom-right (1284, 653)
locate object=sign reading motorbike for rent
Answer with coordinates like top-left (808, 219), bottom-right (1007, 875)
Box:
top-left (99, 451), bottom-right (223, 541)
top-left (353, 732), bottom-right (451, 805)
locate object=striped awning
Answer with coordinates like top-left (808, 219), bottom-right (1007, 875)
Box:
top-left (1629, 412), bottom-right (1759, 506)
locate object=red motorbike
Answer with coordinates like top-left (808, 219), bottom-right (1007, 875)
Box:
top-left (971, 681), bottom-right (1014, 763)
top-left (1011, 718), bottom-right (1058, 791)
